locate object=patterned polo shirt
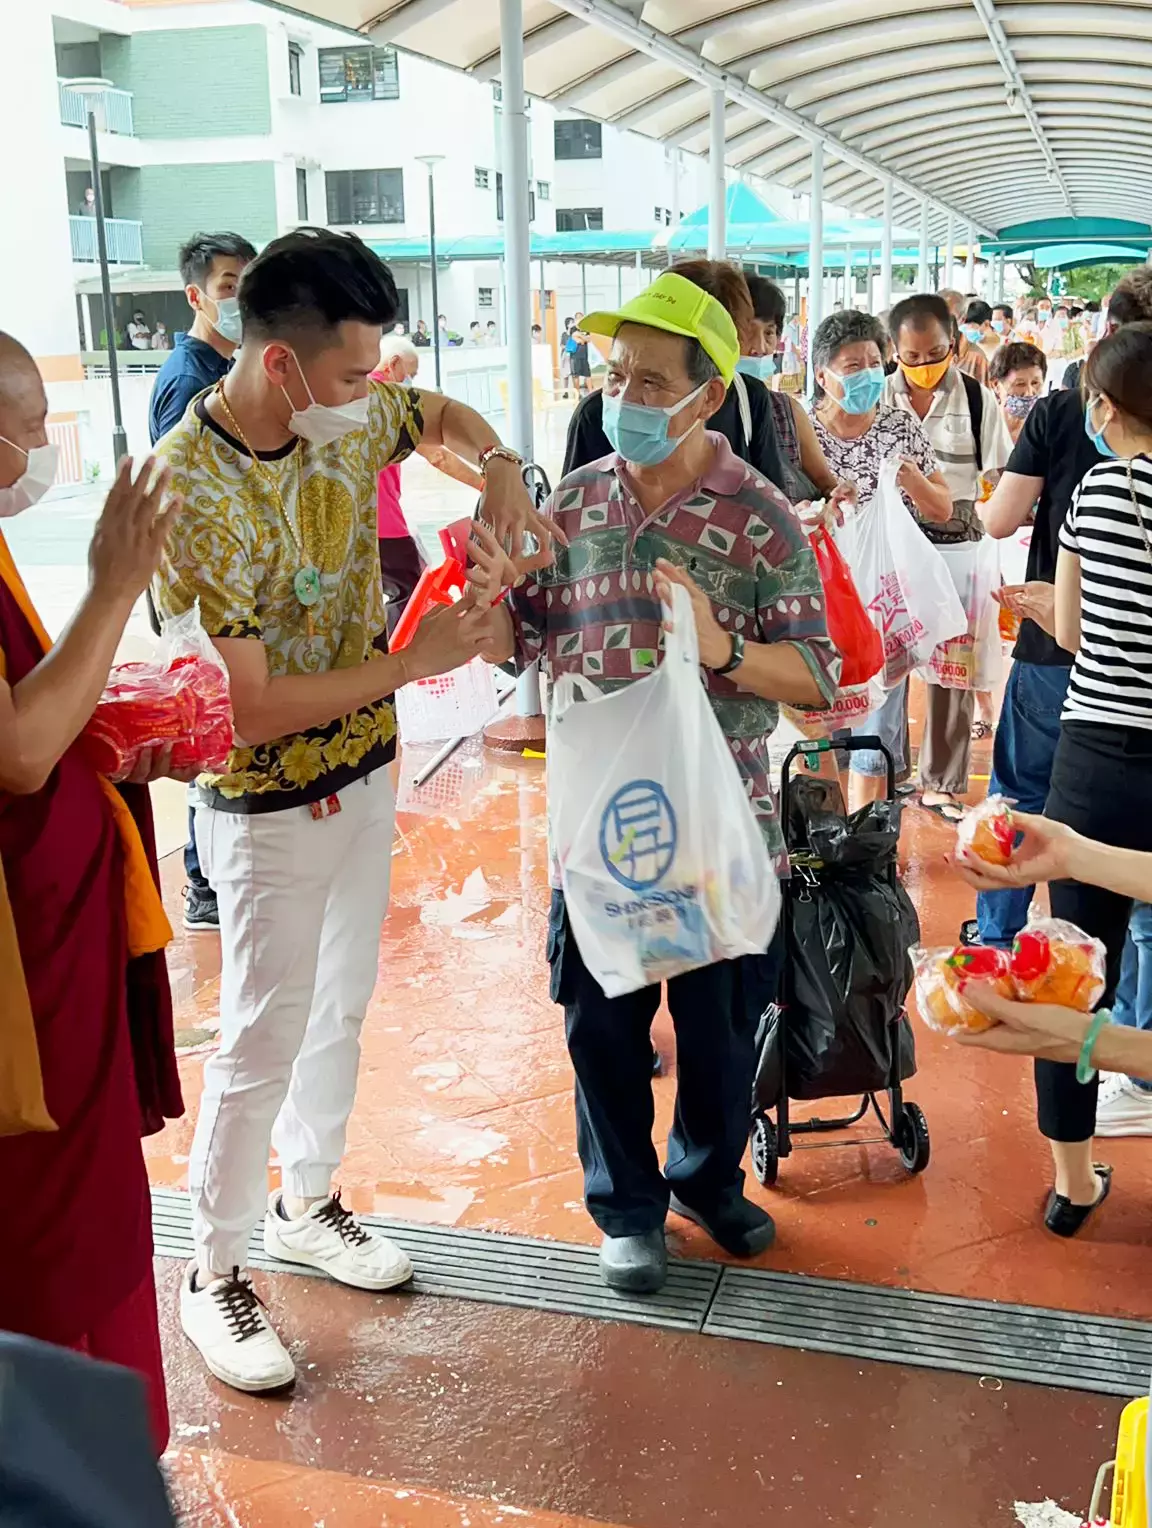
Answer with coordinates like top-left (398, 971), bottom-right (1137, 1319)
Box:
top-left (510, 432), bottom-right (840, 875)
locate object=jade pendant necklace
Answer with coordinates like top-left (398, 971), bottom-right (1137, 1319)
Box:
top-left (214, 382), bottom-right (322, 630)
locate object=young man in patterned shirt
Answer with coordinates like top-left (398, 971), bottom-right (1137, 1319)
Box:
top-left (154, 228), bottom-right (546, 1392)
top-left (473, 272), bottom-right (839, 1294)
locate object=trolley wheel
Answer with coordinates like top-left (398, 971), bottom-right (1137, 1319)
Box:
top-left (895, 1101), bottom-right (931, 1174)
top-left (750, 1112), bottom-right (780, 1186)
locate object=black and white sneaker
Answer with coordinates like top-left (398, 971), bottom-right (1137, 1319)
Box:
top-left (182, 886), bottom-right (220, 932)
top-left (179, 1262), bottom-right (295, 1393)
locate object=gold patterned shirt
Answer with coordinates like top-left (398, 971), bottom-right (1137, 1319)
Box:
top-left (153, 381), bottom-right (423, 813)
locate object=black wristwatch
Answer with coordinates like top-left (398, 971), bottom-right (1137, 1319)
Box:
top-left (713, 632), bottom-right (746, 676)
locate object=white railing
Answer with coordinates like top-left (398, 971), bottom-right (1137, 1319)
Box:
top-left (58, 80), bottom-right (135, 135)
top-left (69, 215), bottom-right (144, 265)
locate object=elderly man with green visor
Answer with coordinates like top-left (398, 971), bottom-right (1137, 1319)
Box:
top-left (471, 272), bottom-right (840, 1293)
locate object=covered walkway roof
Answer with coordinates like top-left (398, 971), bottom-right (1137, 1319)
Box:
top-left (268, 0), bottom-right (1152, 240)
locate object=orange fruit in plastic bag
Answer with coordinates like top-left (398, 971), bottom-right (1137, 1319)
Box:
top-left (1011, 930), bottom-right (1104, 1012)
top-left (957, 797), bottom-right (1015, 867)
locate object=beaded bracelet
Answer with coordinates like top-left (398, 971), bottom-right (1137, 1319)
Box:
top-left (1076, 1009), bottom-right (1112, 1086)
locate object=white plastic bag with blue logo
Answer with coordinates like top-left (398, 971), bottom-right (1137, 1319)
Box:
top-left (548, 582), bottom-right (780, 998)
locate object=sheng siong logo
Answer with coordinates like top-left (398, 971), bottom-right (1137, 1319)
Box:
top-left (599, 780), bottom-right (678, 891)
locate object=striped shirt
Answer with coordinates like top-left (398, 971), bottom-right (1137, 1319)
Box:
top-left (885, 364), bottom-right (1012, 541)
top-left (510, 432), bottom-right (840, 876)
top-left (1059, 456), bottom-right (1152, 730)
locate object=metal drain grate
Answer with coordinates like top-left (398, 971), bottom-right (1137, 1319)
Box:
top-left (151, 1188), bottom-right (719, 1331)
top-left (705, 1266), bottom-right (1152, 1398)
top-left (153, 1190), bottom-right (1152, 1394)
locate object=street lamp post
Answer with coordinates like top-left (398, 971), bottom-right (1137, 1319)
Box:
top-left (67, 79), bottom-right (128, 464)
top-left (416, 154), bottom-right (445, 389)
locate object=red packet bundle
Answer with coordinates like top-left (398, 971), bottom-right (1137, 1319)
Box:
top-left (81, 605), bottom-right (234, 780)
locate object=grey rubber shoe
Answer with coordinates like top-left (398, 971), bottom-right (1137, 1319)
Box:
top-left (598, 1230), bottom-right (668, 1293)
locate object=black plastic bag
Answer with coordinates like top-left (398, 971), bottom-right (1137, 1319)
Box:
top-left (755, 780), bottom-right (920, 1107)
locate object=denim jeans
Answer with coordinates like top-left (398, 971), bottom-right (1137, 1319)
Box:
top-left (1112, 901), bottom-right (1152, 1091)
top-left (976, 662), bottom-right (1070, 947)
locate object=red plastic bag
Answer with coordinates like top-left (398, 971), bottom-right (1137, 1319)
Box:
top-left (810, 526), bottom-right (884, 688)
top-left (81, 604), bottom-right (234, 780)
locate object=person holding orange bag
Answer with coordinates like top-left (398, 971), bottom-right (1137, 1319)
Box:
top-left (0, 330), bottom-right (185, 1452)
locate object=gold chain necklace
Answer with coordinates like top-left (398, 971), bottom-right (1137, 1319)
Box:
top-left (213, 381), bottom-right (322, 633)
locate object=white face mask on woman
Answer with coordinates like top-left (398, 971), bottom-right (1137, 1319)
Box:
top-left (0, 438), bottom-right (58, 518)
top-left (280, 353), bottom-right (370, 445)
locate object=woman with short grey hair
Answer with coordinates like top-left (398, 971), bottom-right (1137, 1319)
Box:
top-left (808, 310), bottom-right (952, 808)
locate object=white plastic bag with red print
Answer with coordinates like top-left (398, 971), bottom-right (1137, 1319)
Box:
top-left (833, 457), bottom-right (966, 689)
top-left (924, 537), bottom-right (1003, 691)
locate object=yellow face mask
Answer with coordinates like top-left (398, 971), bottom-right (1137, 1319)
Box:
top-left (899, 355), bottom-right (952, 391)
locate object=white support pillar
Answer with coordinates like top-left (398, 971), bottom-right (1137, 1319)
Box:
top-left (918, 200), bottom-right (930, 292)
top-left (806, 139), bottom-right (824, 400)
top-left (669, 146), bottom-right (681, 268)
top-left (879, 177), bottom-right (894, 312)
top-left (708, 88), bottom-right (727, 260)
top-left (498, 0), bottom-right (540, 724)
top-left (964, 223), bottom-right (976, 292)
top-left (499, 0), bottom-right (533, 462)
top-left (844, 246), bottom-right (853, 308)
top-left (943, 213), bottom-right (955, 289)
top-left (866, 247), bottom-right (874, 313)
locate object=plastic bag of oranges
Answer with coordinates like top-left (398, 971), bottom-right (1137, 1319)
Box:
top-left (80, 604), bottom-right (234, 781)
top-left (912, 944), bottom-right (1014, 1036)
top-left (1010, 915), bottom-right (1106, 1013)
top-left (956, 794), bottom-right (1016, 867)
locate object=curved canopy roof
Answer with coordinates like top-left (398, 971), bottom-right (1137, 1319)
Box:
top-left (273, 0), bottom-right (1152, 241)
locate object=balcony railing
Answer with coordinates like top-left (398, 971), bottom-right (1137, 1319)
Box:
top-left (58, 80), bottom-right (135, 136)
top-left (69, 215), bottom-right (143, 266)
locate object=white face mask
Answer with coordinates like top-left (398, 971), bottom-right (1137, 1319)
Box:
top-left (0, 438), bottom-right (58, 518)
top-left (281, 353), bottom-right (371, 445)
top-left (199, 290), bottom-right (243, 345)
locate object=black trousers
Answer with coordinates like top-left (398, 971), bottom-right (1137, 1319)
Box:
top-left (1038, 719), bottom-right (1152, 1141)
top-left (547, 890), bottom-right (780, 1237)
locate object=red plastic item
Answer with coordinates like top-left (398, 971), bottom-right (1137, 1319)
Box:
top-left (438, 517), bottom-right (475, 566)
top-left (810, 526), bottom-right (884, 687)
top-left (389, 556), bottom-right (468, 652)
top-left (80, 606), bottom-right (234, 780)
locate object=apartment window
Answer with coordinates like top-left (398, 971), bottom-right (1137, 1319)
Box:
top-left (288, 42), bottom-right (303, 96)
top-left (325, 168), bottom-right (404, 224)
top-left (474, 167), bottom-right (490, 190)
top-left (556, 206), bottom-right (603, 232)
top-left (554, 119), bottom-right (602, 160)
top-left (536, 179), bottom-right (551, 201)
top-left (654, 206), bottom-right (672, 226)
top-left (495, 173), bottom-right (535, 223)
top-left (318, 45), bottom-right (399, 103)
top-left (296, 167), bottom-right (308, 219)
top-left (477, 287), bottom-right (494, 308)
top-left (492, 82), bottom-right (503, 104)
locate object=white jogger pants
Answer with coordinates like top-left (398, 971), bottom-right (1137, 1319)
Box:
top-left (189, 768), bottom-right (395, 1273)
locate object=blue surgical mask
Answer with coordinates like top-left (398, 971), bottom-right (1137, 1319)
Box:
top-left (962, 324), bottom-right (983, 343)
top-left (826, 365), bottom-right (885, 416)
top-left (601, 380), bottom-right (709, 467)
top-left (736, 354), bottom-right (776, 382)
top-left (1085, 398), bottom-right (1118, 459)
top-left (200, 291), bottom-right (243, 345)
top-left (992, 319), bottom-right (1006, 335)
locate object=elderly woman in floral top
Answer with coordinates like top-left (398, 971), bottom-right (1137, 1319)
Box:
top-left (808, 309), bottom-right (953, 808)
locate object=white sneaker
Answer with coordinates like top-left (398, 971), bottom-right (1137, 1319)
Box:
top-left (1096, 1074), bottom-right (1152, 1137)
top-left (179, 1261), bottom-right (296, 1393)
top-left (262, 1191), bottom-right (414, 1291)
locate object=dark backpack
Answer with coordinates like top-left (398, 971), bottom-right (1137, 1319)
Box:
top-left (959, 370), bottom-right (984, 475)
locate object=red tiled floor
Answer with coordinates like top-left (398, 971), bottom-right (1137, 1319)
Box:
top-left (146, 682), bottom-right (1152, 1322)
top-left (157, 1260), bottom-right (1124, 1528)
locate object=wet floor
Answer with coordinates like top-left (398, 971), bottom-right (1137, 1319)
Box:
top-left (145, 675), bottom-right (1152, 1524)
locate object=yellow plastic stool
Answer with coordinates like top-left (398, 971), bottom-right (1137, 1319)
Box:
top-left (1090, 1396), bottom-right (1149, 1526)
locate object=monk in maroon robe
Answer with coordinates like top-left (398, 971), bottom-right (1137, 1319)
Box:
top-left (0, 333), bottom-right (184, 1451)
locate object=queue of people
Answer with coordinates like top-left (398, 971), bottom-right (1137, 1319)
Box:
top-left (3, 233), bottom-right (1152, 1463)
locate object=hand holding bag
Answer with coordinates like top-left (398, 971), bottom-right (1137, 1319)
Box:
top-left (548, 583), bottom-right (780, 998)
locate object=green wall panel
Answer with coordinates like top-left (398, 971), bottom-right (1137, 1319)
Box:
top-left (115, 162), bottom-right (277, 269)
top-left (100, 26), bottom-right (270, 138)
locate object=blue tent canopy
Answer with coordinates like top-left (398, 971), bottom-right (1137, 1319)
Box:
top-left (677, 183), bottom-right (782, 228)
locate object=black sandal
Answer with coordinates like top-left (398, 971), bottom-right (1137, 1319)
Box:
top-left (915, 795), bottom-right (967, 823)
top-left (1044, 1165), bottom-right (1113, 1238)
